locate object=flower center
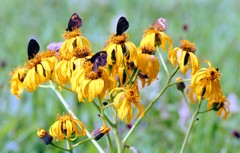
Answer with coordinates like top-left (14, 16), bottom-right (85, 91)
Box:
top-left (107, 33), bottom-right (128, 44)
top-left (74, 46), bottom-right (90, 58)
top-left (63, 29), bottom-right (81, 40)
top-left (83, 61), bottom-right (101, 80)
top-left (179, 40), bottom-right (196, 53)
top-left (209, 69), bottom-right (220, 81)
top-left (140, 46), bottom-right (155, 55)
top-left (126, 89), bottom-right (139, 102)
top-left (25, 50), bottom-right (56, 69)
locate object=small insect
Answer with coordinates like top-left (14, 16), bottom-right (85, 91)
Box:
top-left (28, 39), bottom-right (40, 60)
top-left (116, 16), bottom-right (129, 35)
top-left (66, 13), bottom-right (82, 31)
top-left (152, 17), bottom-right (168, 31)
top-left (47, 42), bottom-right (63, 51)
top-left (89, 51), bottom-right (107, 72)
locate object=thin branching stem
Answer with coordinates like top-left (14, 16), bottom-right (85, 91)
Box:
top-left (48, 81), bottom-right (105, 153)
top-left (92, 100), bottom-right (114, 127)
top-left (181, 91), bottom-right (193, 114)
top-left (106, 133), bottom-right (115, 153)
top-left (123, 66), bottom-right (179, 143)
top-left (180, 97), bottom-right (203, 153)
top-left (157, 46), bottom-right (170, 77)
top-left (67, 139), bottom-right (73, 153)
top-left (72, 138), bottom-right (92, 148)
top-left (50, 143), bottom-right (70, 152)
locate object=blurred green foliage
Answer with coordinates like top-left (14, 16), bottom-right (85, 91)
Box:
top-left (0, 0), bottom-right (239, 152)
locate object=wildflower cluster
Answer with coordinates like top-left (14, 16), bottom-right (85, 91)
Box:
top-left (9, 13), bottom-right (230, 152)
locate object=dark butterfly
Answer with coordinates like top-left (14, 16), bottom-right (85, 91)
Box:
top-left (28, 39), bottom-right (40, 60)
top-left (89, 51), bottom-right (107, 72)
top-left (116, 16), bottom-right (129, 35)
top-left (66, 13), bottom-right (82, 31)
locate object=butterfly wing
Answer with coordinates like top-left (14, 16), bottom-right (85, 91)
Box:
top-left (28, 39), bottom-right (40, 60)
top-left (116, 17), bottom-right (129, 35)
top-left (90, 51), bottom-right (107, 72)
top-left (66, 13), bottom-right (82, 31)
top-left (47, 42), bottom-right (63, 51)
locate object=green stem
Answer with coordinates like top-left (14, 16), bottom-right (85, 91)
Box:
top-left (51, 79), bottom-right (74, 92)
top-left (72, 138), bottom-right (92, 148)
top-left (180, 98), bottom-right (203, 153)
top-left (97, 96), bottom-right (107, 126)
top-left (112, 123), bottom-right (123, 153)
top-left (50, 143), bottom-right (70, 151)
top-left (123, 68), bottom-right (139, 87)
top-left (92, 100), bottom-right (115, 152)
top-left (48, 81), bottom-right (105, 153)
top-left (67, 139), bottom-right (73, 153)
top-left (106, 133), bottom-right (115, 153)
top-left (181, 91), bottom-right (193, 114)
top-left (123, 59), bottom-right (133, 85)
top-left (92, 100), bottom-right (114, 127)
top-left (157, 46), bottom-right (170, 77)
top-left (131, 68), bottom-right (140, 84)
top-left (199, 108), bottom-right (212, 114)
top-left (168, 78), bottom-right (191, 87)
top-left (123, 66), bottom-right (179, 143)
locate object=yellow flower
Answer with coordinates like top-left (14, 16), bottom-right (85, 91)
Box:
top-left (70, 60), bottom-right (115, 102)
top-left (23, 51), bottom-right (57, 92)
top-left (207, 96), bottom-right (230, 119)
top-left (168, 40), bottom-right (200, 74)
top-left (53, 35), bottom-right (91, 85)
top-left (105, 33), bottom-right (137, 67)
top-left (53, 54), bottom-right (75, 85)
top-left (140, 18), bottom-right (172, 51)
top-left (111, 62), bottom-right (135, 86)
top-left (61, 31), bottom-right (92, 55)
top-left (136, 46), bottom-right (160, 87)
top-left (49, 114), bottom-right (86, 141)
top-left (188, 60), bottom-right (222, 102)
top-left (9, 67), bottom-right (27, 99)
top-left (111, 84), bottom-right (145, 124)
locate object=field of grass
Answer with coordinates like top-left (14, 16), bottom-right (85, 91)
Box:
top-left (0, 0), bottom-right (239, 152)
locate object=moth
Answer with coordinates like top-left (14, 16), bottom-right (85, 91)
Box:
top-left (89, 51), bottom-right (107, 72)
top-left (152, 17), bottom-right (167, 32)
top-left (66, 13), bottom-right (82, 31)
top-left (28, 39), bottom-right (40, 60)
top-left (47, 42), bottom-right (63, 51)
top-left (116, 16), bottom-right (129, 35)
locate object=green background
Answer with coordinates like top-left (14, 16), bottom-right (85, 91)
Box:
top-left (0, 0), bottom-right (239, 152)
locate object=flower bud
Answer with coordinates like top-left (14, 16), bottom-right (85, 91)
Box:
top-left (232, 130), bottom-right (240, 139)
top-left (176, 77), bottom-right (185, 92)
top-left (91, 126), bottom-right (111, 141)
top-left (211, 102), bottom-right (224, 111)
top-left (37, 128), bottom-right (53, 145)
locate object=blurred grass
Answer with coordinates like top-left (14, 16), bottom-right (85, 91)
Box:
top-left (0, 0), bottom-right (240, 152)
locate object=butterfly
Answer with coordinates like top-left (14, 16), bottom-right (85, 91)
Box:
top-left (89, 51), bottom-right (107, 72)
top-left (47, 42), bottom-right (62, 51)
top-left (116, 16), bottom-right (129, 35)
top-left (28, 39), bottom-right (40, 60)
top-left (152, 17), bottom-right (167, 31)
top-left (66, 13), bottom-right (82, 31)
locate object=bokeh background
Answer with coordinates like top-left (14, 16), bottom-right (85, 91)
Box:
top-left (0, 0), bottom-right (239, 152)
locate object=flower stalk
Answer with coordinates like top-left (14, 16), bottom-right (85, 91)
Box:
top-left (123, 66), bottom-right (179, 143)
top-left (48, 81), bottom-right (105, 153)
top-left (180, 97), bottom-right (203, 153)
